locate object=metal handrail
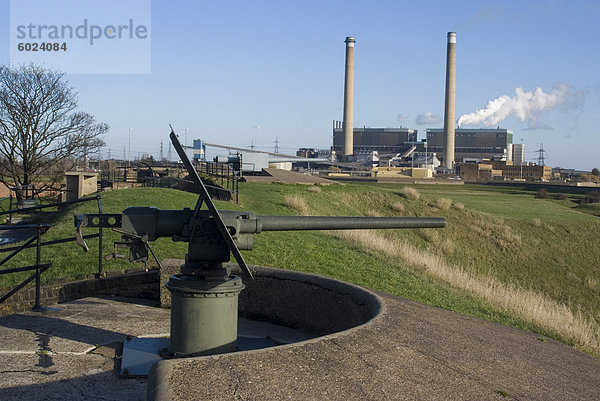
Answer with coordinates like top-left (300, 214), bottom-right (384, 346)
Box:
top-left (0, 224), bottom-right (51, 308)
top-left (0, 194), bottom-right (105, 309)
top-left (0, 194), bottom-right (100, 216)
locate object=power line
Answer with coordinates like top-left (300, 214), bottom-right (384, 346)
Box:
top-left (535, 143), bottom-right (546, 166)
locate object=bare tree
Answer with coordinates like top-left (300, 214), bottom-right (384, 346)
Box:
top-left (0, 64), bottom-right (107, 202)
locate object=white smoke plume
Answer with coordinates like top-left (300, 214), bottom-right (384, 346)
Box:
top-left (457, 84), bottom-right (583, 128)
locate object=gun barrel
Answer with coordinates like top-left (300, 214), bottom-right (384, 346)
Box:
top-left (256, 216), bottom-right (445, 232)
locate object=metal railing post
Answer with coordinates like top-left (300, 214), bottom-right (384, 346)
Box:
top-left (8, 192), bottom-right (13, 224)
top-left (97, 193), bottom-right (103, 277)
top-left (34, 224), bottom-right (42, 309)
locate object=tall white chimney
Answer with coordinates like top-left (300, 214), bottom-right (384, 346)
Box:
top-left (443, 32), bottom-right (456, 170)
top-left (343, 37), bottom-right (355, 158)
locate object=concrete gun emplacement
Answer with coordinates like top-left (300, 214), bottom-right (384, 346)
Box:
top-left (74, 128), bottom-right (445, 357)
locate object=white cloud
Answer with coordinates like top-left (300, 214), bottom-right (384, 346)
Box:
top-left (396, 112), bottom-right (409, 122)
top-left (416, 112), bottom-right (442, 125)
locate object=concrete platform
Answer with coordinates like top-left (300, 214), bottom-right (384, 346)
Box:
top-left (243, 168), bottom-right (336, 185)
top-left (0, 269), bottom-right (599, 401)
top-left (0, 296), bottom-right (170, 401)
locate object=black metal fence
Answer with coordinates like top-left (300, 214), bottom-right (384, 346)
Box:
top-left (0, 224), bottom-right (51, 308)
top-left (195, 161), bottom-right (240, 198)
top-left (0, 194), bottom-right (103, 308)
top-left (99, 161), bottom-right (240, 203)
top-left (142, 176), bottom-right (236, 203)
top-left (0, 184), bottom-right (41, 224)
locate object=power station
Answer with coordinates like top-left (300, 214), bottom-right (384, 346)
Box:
top-left (176, 33), bottom-right (553, 183)
top-left (332, 122), bottom-right (417, 155)
top-left (426, 128), bottom-right (513, 163)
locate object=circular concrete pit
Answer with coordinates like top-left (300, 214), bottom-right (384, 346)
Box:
top-left (237, 265), bottom-right (382, 340)
top-left (148, 265), bottom-right (600, 401)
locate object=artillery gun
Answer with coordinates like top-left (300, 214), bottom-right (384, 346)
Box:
top-left (75, 128), bottom-right (445, 357)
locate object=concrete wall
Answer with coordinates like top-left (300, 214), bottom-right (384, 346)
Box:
top-left (0, 269), bottom-right (159, 316)
top-left (237, 265), bottom-right (381, 335)
top-left (160, 261), bottom-right (382, 336)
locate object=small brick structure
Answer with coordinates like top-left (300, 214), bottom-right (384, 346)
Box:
top-left (63, 172), bottom-right (98, 201)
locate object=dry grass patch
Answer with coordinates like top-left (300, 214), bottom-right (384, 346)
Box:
top-left (400, 187), bottom-right (420, 201)
top-left (499, 225), bottom-right (521, 246)
top-left (453, 202), bottom-right (465, 211)
top-left (472, 219), bottom-right (494, 238)
top-left (417, 228), bottom-right (454, 255)
top-left (438, 237), bottom-right (456, 255)
top-left (336, 192), bottom-right (360, 208)
top-left (418, 228), bottom-right (440, 243)
top-left (435, 197), bottom-right (453, 210)
top-left (306, 185), bottom-right (321, 193)
top-left (365, 210), bottom-right (382, 217)
top-left (585, 276), bottom-right (598, 291)
top-left (330, 229), bottom-right (600, 356)
top-left (471, 217), bottom-right (521, 249)
top-left (390, 202), bottom-right (405, 212)
top-left (284, 195), bottom-right (309, 214)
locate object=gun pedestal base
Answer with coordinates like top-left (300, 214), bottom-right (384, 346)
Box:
top-left (165, 273), bottom-right (245, 356)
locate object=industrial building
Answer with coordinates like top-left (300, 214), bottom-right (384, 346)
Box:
top-left (332, 121), bottom-right (417, 155)
top-left (426, 128), bottom-right (513, 163)
top-left (512, 143), bottom-right (525, 166)
top-left (460, 161), bottom-right (552, 182)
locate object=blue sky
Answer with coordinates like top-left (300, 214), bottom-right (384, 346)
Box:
top-left (1, 0), bottom-right (599, 169)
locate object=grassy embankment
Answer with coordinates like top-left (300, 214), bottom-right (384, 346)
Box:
top-left (1, 182), bottom-right (599, 356)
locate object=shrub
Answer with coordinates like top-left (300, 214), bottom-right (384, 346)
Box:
top-left (552, 193), bottom-right (567, 201)
top-left (535, 188), bottom-right (549, 199)
top-left (583, 191), bottom-right (600, 204)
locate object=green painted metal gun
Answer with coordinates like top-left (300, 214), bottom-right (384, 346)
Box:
top-left (75, 207), bottom-right (444, 274)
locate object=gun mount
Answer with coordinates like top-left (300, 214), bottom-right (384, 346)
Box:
top-left (75, 128), bottom-right (445, 357)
